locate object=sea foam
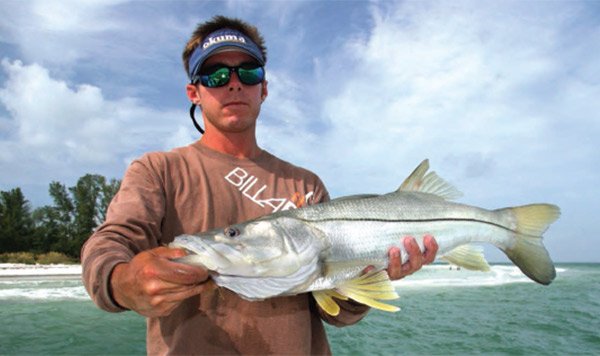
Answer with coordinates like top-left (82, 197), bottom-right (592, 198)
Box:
top-left (393, 264), bottom-right (564, 289)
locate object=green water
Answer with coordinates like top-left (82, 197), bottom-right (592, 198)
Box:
top-left (1, 264), bottom-right (599, 355)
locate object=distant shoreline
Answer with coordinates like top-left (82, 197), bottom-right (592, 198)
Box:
top-left (0, 263), bottom-right (82, 279)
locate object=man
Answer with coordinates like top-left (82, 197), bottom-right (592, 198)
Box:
top-left (81, 15), bottom-right (438, 354)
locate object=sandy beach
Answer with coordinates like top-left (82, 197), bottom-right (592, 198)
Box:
top-left (0, 263), bottom-right (82, 279)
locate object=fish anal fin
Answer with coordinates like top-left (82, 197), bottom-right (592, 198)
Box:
top-left (440, 244), bottom-right (491, 271)
top-left (335, 270), bottom-right (400, 313)
top-left (397, 159), bottom-right (462, 200)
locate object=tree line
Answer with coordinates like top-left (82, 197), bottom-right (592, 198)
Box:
top-left (0, 174), bottom-right (120, 259)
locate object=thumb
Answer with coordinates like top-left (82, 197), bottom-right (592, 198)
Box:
top-left (150, 246), bottom-right (188, 260)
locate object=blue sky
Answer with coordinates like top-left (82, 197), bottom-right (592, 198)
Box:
top-left (0, 0), bottom-right (598, 262)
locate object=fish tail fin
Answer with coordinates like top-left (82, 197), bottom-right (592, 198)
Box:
top-left (498, 204), bottom-right (560, 285)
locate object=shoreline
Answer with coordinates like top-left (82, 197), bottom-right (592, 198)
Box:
top-left (0, 263), bottom-right (82, 279)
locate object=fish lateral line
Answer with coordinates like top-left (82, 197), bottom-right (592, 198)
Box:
top-left (294, 216), bottom-right (518, 235)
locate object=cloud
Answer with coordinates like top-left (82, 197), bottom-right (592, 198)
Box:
top-left (0, 59), bottom-right (194, 186)
top-left (303, 1), bottom-right (600, 201)
top-left (0, 0), bottom-right (125, 65)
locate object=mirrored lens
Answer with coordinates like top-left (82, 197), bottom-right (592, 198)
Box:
top-left (201, 67), bottom-right (231, 88)
top-left (238, 66), bottom-right (265, 85)
top-left (199, 64), bottom-right (264, 88)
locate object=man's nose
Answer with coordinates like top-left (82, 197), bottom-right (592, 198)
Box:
top-left (228, 71), bottom-right (242, 91)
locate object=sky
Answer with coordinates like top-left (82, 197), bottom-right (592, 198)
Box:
top-left (0, 0), bottom-right (598, 262)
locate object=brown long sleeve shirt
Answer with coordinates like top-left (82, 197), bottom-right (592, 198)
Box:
top-left (81, 141), bottom-right (369, 355)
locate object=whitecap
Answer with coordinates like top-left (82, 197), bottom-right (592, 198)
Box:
top-left (0, 285), bottom-right (89, 301)
top-left (393, 264), bottom-right (536, 289)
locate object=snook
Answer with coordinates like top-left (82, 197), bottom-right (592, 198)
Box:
top-left (171, 160), bottom-right (560, 316)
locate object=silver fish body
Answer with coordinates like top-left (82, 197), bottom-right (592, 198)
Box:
top-left (171, 160), bottom-right (560, 315)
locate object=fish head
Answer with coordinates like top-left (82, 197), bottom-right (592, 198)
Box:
top-left (171, 216), bottom-right (327, 277)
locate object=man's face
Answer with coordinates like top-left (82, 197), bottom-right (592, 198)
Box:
top-left (192, 51), bottom-right (267, 134)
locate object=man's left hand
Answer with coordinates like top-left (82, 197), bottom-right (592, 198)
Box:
top-left (386, 235), bottom-right (438, 280)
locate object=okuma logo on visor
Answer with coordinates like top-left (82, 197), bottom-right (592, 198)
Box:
top-left (202, 34), bottom-right (247, 49)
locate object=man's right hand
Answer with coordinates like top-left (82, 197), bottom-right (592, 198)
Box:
top-left (110, 246), bottom-right (210, 317)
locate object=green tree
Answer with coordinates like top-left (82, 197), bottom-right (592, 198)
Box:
top-left (34, 182), bottom-right (77, 254)
top-left (33, 174), bottom-right (121, 257)
top-left (69, 174), bottom-right (105, 256)
top-left (99, 178), bottom-right (120, 222)
top-left (0, 188), bottom-right (34, 252)
top-left (31, 205), bottom-right (64, 253)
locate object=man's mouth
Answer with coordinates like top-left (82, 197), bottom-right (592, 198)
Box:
top-left (224, 101), bottom-right (247, 107)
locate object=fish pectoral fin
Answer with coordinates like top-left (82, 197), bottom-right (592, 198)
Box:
top-left (440, 244), bottom-right (491, 271)
top-left (397, 159), bottom-right (462, 200)
top-left (213, 255), bottom-right (320, 300)
top-left (312, 290), bottom-right (348, 316)
top-left (335, 270), bottom-right (400, 313)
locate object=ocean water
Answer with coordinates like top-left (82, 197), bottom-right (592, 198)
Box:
top-left (1, 264), bottom-right (599, 355)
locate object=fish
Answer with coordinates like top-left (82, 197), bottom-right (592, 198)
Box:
top-left (170, 159), bottom-right (560, 316)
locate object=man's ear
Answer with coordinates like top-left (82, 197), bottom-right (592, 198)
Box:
top-left (261, 80), bottom-right (268, 101)
top-left (186, 83), bottom-right (201, 104)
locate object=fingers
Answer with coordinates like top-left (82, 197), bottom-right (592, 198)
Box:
top-left (150, 247), bottom-right (210, 285)
top-left (422, 234), bottom-right (438, 264)
top-left (110, 247), bottom-right (211, 317)
top-left (387, 235), bottom-right (438, 281)
top-left (400, 236), bottom-right (422, 277)
top-left (142, 281), bottom-right (214, 318)
top-left (362, 265), bottom-right (376, 274)
top-left (386, 247), bottom-right (403, 279)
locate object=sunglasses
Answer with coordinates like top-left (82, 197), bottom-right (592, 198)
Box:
top-left (193, 63), bottom-right (265, 88)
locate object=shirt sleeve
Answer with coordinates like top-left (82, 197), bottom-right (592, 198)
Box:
top-left (80, 155), bottom-right (166, 312)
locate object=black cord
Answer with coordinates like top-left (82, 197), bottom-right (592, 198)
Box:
top-left (189, 104), bottom-right (204, 134)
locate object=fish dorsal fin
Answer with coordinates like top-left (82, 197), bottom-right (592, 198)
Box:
top-left (313, 270), bottom-right (400, 316)
top-left (440, 244), bottom-right (491, 271)
top-left (397, 159), bottom-right (463, 200)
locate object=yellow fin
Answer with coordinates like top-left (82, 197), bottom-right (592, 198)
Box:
top-left (440, 244), bottom-right (490, 271)
top-left (335, 270), bottom-right (400, 313)
top-left (312, 290), bottom-right (347, 316)
top-left (508, 204), bottom-right (561, 237)
top-left (498, 204), bottom-right (560, 285)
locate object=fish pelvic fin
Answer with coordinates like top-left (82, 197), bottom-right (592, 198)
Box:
top-left (499, 204), bottom-right (561, 285)
top-left (440, 244), bottom-right (491, 271)
top-left (398, 159), bottom-right (463, 200)
top-left (334, 270), bottom-right (400, 314)
top-left (312, 290), bottom-right (348, 316)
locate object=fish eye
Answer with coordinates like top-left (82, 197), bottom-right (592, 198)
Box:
top-left (224, 227), bottom-right (240, 238)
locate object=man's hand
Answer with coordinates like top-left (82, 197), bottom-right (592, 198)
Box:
top-left (386, 235), bottom-right (438, 280)
top-left (110, 246), bottom-right (210, 318)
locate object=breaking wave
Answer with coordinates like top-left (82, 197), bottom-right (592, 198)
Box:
top-left (0, 278), bottom-right (88, 301)
top-left (394, 264), bottom-right (567, 289)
